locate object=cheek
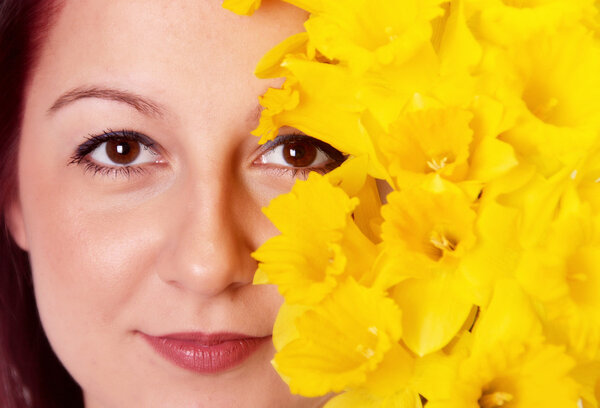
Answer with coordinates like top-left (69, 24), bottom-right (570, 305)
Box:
top-left (19, 155), bottom-right (158, 362)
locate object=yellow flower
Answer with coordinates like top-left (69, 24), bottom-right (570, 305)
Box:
top-left (380, 107), bottom-right (474, 188)
top-left (271, 302), bottom-right (307, 353)
top-left (253, 78), bottom-right (301, 144)
top-left (224, 0), bottom-right (600, 402)
top-left (466, 0), bottom-right (597, 45)
top-left (252, 172), bottom-right (377, 304)
top-left (381, 178), bottom-right (478, 355)
top-left (499, 140), bottom-right (600, 248)
top-left (296, 0), bottom-right (445, 73)
top-left (252, 16), bottom-right (351, 79)
top-left (273, 278), bottom-right (402, 396)
top-left (583, 0), bottom-right (600, 39)
top-left (325, 390), bottom-right (422, 408)
top-left (254, 32), bottom-right (310, 79)
top-left (418, 281), bottom-right (580, 408)
top-left (391, 273), bottom-right (476, 357)
top-left (496, 29), bottom-right (600, 177)
top-left (463, 95), bottom-right (519, 195)
top-left (459, 200), bottom-right (523, 306)
top-left (516, 203), bottom-right (600, 361)
top-left (330, 343), bottom-right (420, 408)
top-left (572, 361), bottom-right (600, 407)
top-left (381, 177), bottom-right (477, 272)
top-left (356, 44), bottom-right (441, 129)
top-left (222, 0), bottom-right (262, 16)
top-left (368, 96), bottom-right (517, 199)
top-left (572, 146), bottom-right (600, 214)
top-left (434, 0), bottom-right (482, 75)
top-left (325, 155), bottom-right (384, 244)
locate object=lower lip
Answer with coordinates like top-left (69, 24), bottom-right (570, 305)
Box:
top-left (140, 333), bottom-right (272, 374)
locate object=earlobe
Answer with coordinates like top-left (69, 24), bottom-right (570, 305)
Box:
top-left (4, 194), bottom-right (29, 251)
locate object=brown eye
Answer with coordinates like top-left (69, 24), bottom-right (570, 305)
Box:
top-left (87, 137), bottom-right (159, 168)
top-left (282, 140), bottom-right (317, 167)
top-left (256, 134), bottom-right (346, 174)
top-left (106, 139), bottom-right (141, 165)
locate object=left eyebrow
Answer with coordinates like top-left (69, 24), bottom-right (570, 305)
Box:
top-left (47, 86), bottom-right (166, 118)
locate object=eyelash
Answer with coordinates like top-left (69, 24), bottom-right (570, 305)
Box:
top-left (68, 129), bottom-right (347, 180)
top-left (254, 133), bottom-right (347, 178)
top-left (68, 129), bottom-right (158, 180)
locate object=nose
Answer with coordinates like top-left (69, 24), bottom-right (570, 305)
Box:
top-left (156, 173), bottom-right (256, 298)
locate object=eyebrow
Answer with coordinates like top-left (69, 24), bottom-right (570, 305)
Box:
top-left (48, 86), bottom-right (166, 118)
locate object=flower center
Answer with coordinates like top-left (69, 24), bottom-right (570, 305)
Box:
top-left (529, 97), bottom-right (559, 123)
top-left (478, 391), bottom-right (514, 408)
top-left (427, 156), bottom-right (449, 171)
top-left (521, 82), bottom-right (564, 126)
top-left (430, 231), bottom-right (457, 252)
top-left (428, 230), bottom-right (458, 260)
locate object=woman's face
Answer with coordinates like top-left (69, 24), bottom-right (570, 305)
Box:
top-left (6, 1), bottom-right (335, 407)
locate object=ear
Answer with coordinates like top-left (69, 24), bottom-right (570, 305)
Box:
top-left (5, 193), bottom-right (29, 251)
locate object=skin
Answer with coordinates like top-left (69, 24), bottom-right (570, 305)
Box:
top-left (5, 0), bottom-right (334, 407)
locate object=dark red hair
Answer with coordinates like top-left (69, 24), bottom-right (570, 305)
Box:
top-left (0, 1), bottom-right (83, 407)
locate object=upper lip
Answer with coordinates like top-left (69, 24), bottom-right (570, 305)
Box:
top-left (142, 331), bottom-right (271, 345)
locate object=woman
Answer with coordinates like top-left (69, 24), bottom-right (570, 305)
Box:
top-left (0, 0), bottom-right (345, 407)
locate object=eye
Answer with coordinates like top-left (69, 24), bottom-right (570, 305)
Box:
top-left (254, 134), bottom-right (346, 177)
top-left (88, 137), bottom-right (158, 167)
top-left (68, 129), bottom-right (165, 179)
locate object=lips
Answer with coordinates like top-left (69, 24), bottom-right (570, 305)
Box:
top-left (140, 331), bottom-right (272, 374)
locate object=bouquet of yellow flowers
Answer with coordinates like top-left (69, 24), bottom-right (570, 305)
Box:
top-left (224, 0), bottom-right (600, 406)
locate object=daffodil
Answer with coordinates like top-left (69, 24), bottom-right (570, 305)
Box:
top-left (380, 107), bottom-right (473, 188)
top-left (252, 78), bottom-right (301, 144)
top-left (572, 361), bottom-right (600, 407)
top-left (295, 0), bottom-right (445, 73)
top-left (417, 281), bottom-right (580, 408)
top-left (583, 0), bottom-right (600, 38)
top-left (381, 177), bottom-right (477, 276)
top-left (355, 44), bottom-right (441, 130)
top-left (495, 28), bottom-right (600, 177)
top-left (223, 0), bottom-right (600, 403)
top-left (325, 155), bottom-right (384, 244)
top-left (459, 199), bottom-right (523, 306)
top-left (252, 172), bottom-right (377, 304)
top-left (370, 95), bottom-right (517, 199)
top-left (465, 0), bottom-right (597, 45)
top-left (273, 278), bottom-right (402, 396)
top-left (222, 0), bottom-right (262, 16)
top-left (325, 389), bottom-right (422, 408)
top-left (516, 202), bottom-right (600, 361)
top-left (334, 343), bottom-right (420, 408)
top-left (571, 146), bottom-right (600, 213)
top-left (463, 95), bottom-right (519, 196)
top-left (254, 32), bottom-right (310, 79)
top-left (381, 177), bottom-right (478, 355)
top-left (498, 142), bottom-right (600, 248)
top-left (434, 0), bottom-right (482, 75)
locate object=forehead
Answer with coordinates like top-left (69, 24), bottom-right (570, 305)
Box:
top-left (28, 0), bottom-right (307, 120)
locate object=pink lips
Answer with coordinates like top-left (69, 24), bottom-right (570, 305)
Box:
top-left (140, 331), bottom-right (272, 374)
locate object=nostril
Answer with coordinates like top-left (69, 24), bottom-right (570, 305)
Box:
top-left (155, 224), bottom-right (255, 297)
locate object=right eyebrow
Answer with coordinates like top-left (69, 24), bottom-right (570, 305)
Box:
top-left (47, 86), bottom-right (167, 118)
